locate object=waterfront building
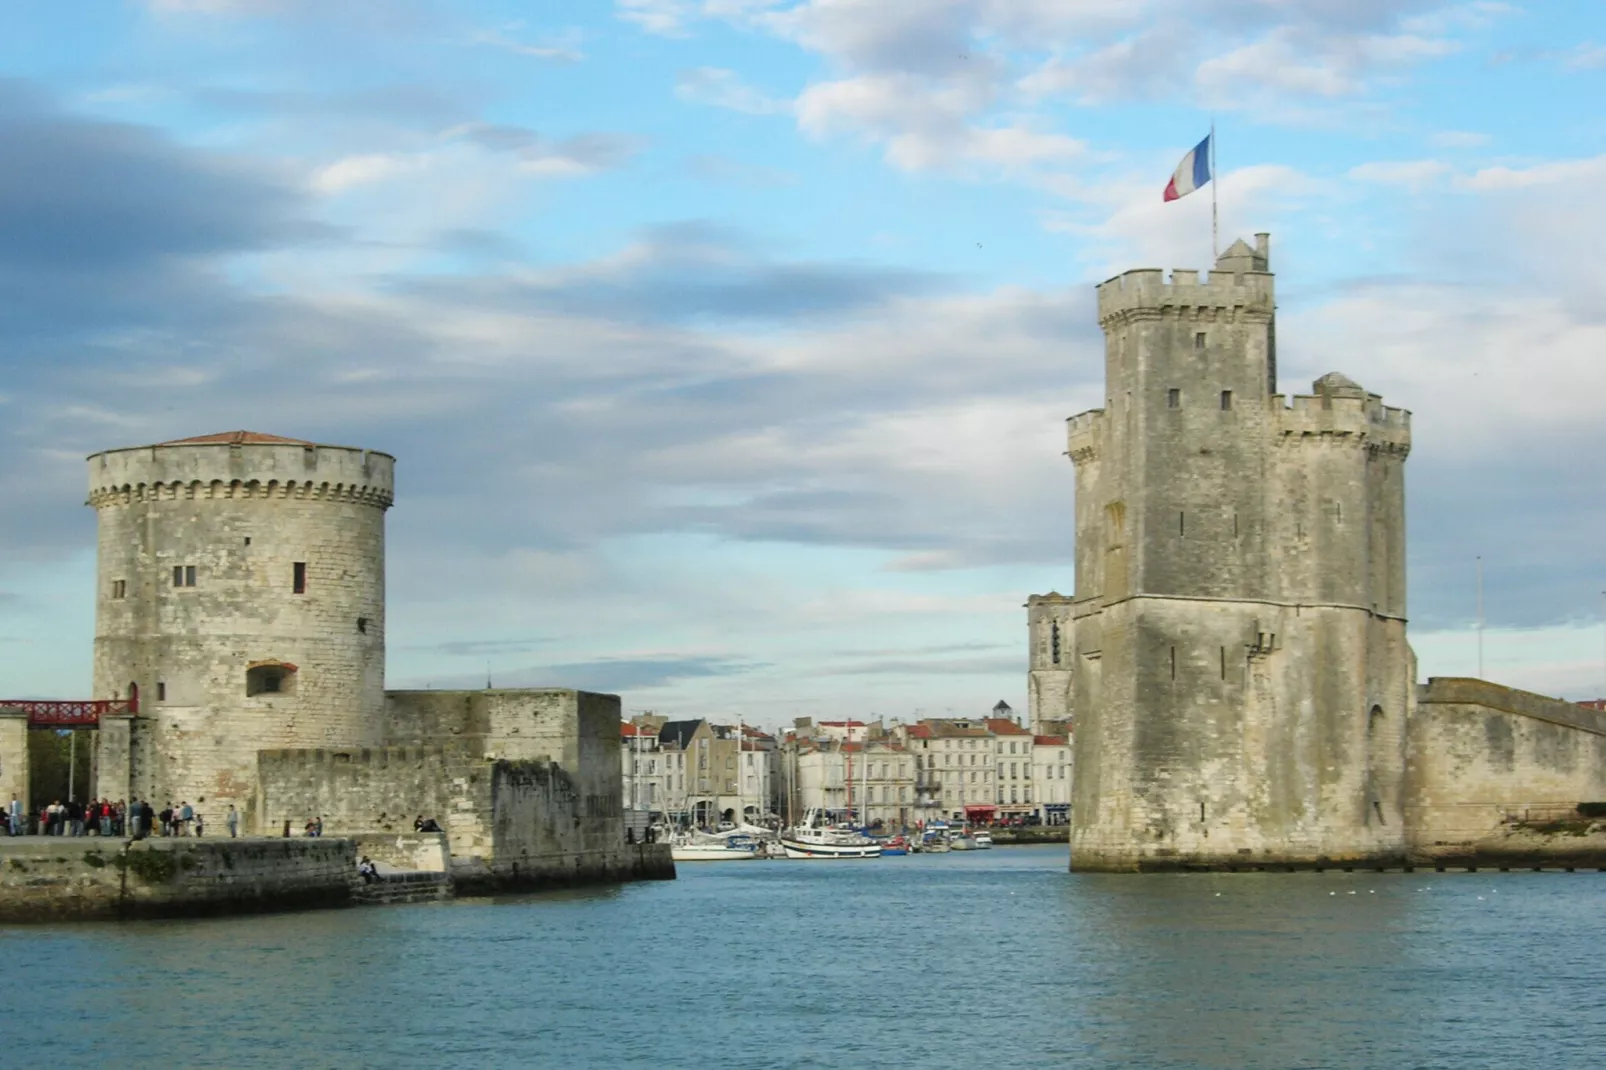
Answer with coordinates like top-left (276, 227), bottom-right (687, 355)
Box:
top-left (1030, 734), bottom-right (1072, 825)
top-left (986, 715), bottom-right (1035, 822)
top-left (781, 723), bottom-right (915, 829)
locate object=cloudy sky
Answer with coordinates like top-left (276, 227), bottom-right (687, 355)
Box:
top-left (1, 1), bottom-right (1603, 724)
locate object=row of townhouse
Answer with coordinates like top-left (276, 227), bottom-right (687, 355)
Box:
top-left (779, 707), bottom-right (1073, 829)
top-left (621, 716), bottom-right (780, 828)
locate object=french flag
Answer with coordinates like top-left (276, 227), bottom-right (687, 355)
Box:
top-left (1163, 134), bottom-right (1212, 202)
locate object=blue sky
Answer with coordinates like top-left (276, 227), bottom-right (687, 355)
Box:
top-left (2, 0), bottom-right (1604, 724)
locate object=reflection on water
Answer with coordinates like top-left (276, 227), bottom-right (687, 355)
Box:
top-left (3, 849), bottom-right (1604, 1069)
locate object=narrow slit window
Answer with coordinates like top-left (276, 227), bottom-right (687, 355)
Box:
top-left (156, 681), bottom-right (166, 701)
top-left (244, 536), bottom-right (252, 546)
top-left (1169, 646), bottom-right (1176, 680)
top-left (112, 580), bottom-right (126, 600)
top-left (1195, 332), bottom-right (1206, 350)
top-left (1050, 621), bottom-right (1061, 665)
top-left (1220, 646), bottom-right (1227, 679)
top-left (172, 565), bottom-right (182, 587)
top-left (1167, 388), bottom-right (1181, 409)
top-left (1220, 390), bottom-right (1232, 410)
top-left (357, 617), bottom-right (368, 634)
top-left (1179, 512), bottom-right (1186, 536)
top-left (293, 562), bottom-right (307, 594)
top-left (1233, 513), bottom-right (1239, 538)
top-left (185, 565), bottom-right (196, 587)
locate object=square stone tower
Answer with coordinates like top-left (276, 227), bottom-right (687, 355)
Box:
top-left (1063, 236), bottom-right (1414, 870)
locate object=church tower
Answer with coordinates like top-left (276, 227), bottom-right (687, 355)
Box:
top-left (1062, 236), bottom-right (1413, 870)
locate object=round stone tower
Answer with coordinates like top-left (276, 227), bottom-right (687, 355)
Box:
top-left (88, 431), bottom-right (393, 829)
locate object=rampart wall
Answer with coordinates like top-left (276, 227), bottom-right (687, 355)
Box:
top-left (0, 837), bottom-right (354, 922)
top-left (1407, 677), bottom-right (1606, 857)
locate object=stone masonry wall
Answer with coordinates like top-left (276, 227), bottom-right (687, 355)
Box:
top-left (1407, 677), bottom-right (1606, 854)
top-left (0, 837), bottom-right (354, 922)
top-left (256, 745), bottom-right (494, 864)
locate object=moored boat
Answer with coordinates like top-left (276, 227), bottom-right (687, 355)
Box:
top-left (670, 832), bottom-right (760, 862)
top-left (780, 808), bottom-right (882, 859)
top-left (973, 830), bottom-right (994, 850)
top-left (879, 835), bottom-right (910, 856)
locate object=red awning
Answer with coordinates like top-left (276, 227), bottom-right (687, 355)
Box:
top-left (963, 805), bottom-right (998, 815)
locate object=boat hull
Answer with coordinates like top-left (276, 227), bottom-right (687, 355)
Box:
top-left (779, 837), bottom-right (882, 859)
top-left (671, 846), bottom-right (759, 862)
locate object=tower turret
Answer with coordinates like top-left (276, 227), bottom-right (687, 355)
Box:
top-left (1058, 236), bottom-right (1414, 871)
top-left (88, 431), bottom-right (393, 829)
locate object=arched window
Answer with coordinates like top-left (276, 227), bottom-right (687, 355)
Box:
top-left (246, 661), bottom-right (298, 697)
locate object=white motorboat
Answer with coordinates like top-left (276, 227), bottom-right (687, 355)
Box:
top-left (973, 830), bottom-right (994, 850)
top-left (670, 832), bottom-right (760, 862)
top-left (780, 808), bottom-right (882, 859)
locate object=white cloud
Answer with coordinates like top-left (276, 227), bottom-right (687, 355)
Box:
top-left (1197, 27), bottom-right (1457, 103)
top-left (1458, 155), bottom-right (1606, 191)
top-left (616, 0), bottom-right (699, 36)
top-left (1430, 130), bottom-right (1491, 148)
top-left (1348, 159), bottom-right (1451, 188)
top-left (467, 25), bottom-right (585, 63)
top-left (675, 68), bottom-right (788, 114)
top-left (1565, 43), bottom-right (1606, 70)
top-left (796, 72), bottom-right (1080, 172)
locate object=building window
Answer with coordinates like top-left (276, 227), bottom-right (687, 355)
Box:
top-left (1050, 620), bottom-right (1061, 665)
top-left (1167, 388), bottom-right (1181, 408)
top-left (293, 562), bottom-right (307, 594)
top-left (1220, 390), bottom-right (1232, 410)
top-left (1195, 332), bottom-right (1206, 350)
top-left (246, 663), bottom-right (295, 697)
top-left (112, 580), bottom-right (126, 600)
top-left (244, 537), bottom-right (251, 546)
top-left (156, 681), bottom-right (166, 701)
top-left (172, 565), bottom-right (197, 587)
top-left (357, 617), bottom-right (368, 634)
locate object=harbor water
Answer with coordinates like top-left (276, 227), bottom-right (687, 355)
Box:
top-left (4, 847), bottom-right (1604, 1069)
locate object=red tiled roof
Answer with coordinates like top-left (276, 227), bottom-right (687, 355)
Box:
top-left (156, 431), bottom-right (315, 446)
top-left (905, 725), bottom-right (933, 739)
top-left (621, 723), bottom-right (642, 737)
top-left (1579, 699), bottom-right (1606, 710)
top-left (1034, 735), bottom-right (1067, 746)
top-left (985, 718), bottom-right (1030, 735)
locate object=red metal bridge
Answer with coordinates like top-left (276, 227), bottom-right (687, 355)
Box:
top-left (0, 698), bottom-right (137, 728)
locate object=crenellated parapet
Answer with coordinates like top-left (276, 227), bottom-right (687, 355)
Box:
top-left (1272, 385), bottom-right (1412, 457)
top-left (1066, 409), bottom-right (1104, 466)
top-left (87, 433), bottom-right (394, 511)
top-left (88, 478), bottom-right (393, 510)
top-left (1096, 267), bottom-right (1274, 328)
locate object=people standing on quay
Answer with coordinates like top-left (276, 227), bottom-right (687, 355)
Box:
top-left (226, 805), bottom-right (239, 838)
top-left (194, 810), bottom-right (204, 837)
top-left (179, 801), bottom-right (194, 836)
top-left (7, 794), bottom-right (21, 836)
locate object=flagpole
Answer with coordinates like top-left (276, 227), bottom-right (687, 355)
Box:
top-left (1210, 119), bottom-right (1218, 261)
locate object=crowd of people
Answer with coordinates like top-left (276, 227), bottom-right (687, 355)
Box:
top-left (4, 794), bottom-right (244, 838)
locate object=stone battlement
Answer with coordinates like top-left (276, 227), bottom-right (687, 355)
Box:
top-left (87, 476), bottom-right (393, 510)
top-left (1097, 267), bottom-right (1274, 326)
top-left (1065, 409), bottom-right (1104, 464)
top-left (88, 436), bottom-right (394, 506)
top-left (1274, 393), bottom-right (1412, 452)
